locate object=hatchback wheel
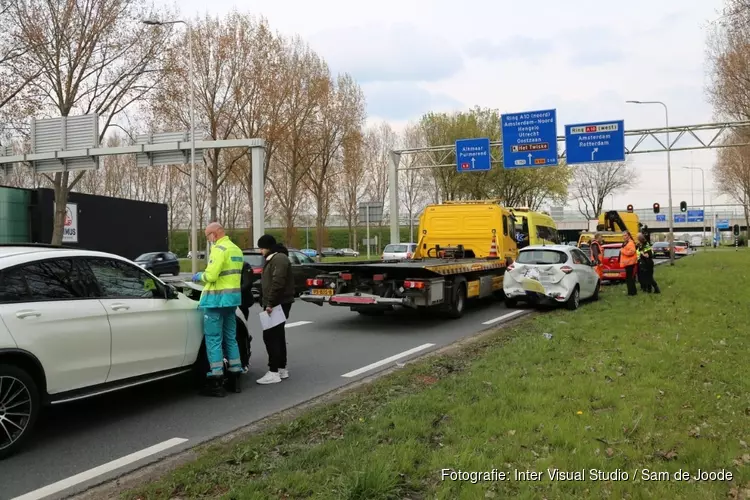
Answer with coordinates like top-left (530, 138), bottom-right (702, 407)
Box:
top-left (0, 365), bottom-right (40, 460)
top-left (565, 286), bottom-right (580, 310)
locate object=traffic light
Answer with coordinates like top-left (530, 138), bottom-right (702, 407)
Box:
top-left (653, 202), bottom-right (660, 214)
top-left (680, 201), bottom-right (687, 212)
top-left (733, 224), bottom-right (740, 236)
top-left (626, 204), bottom-right (633, 213)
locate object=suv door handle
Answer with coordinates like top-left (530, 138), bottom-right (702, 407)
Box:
top-left (16, 310), bottom-right (41, 319)
top-left (110, 303), bottom-right (130, 311)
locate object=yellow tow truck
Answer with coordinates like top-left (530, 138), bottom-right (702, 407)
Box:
top-left (299, 200), bottom-right (519, 318)
top-left (578, 210), bottom-right (642, 250)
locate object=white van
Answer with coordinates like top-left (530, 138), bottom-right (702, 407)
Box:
top-left (382, 243), bottom-right (417, 260)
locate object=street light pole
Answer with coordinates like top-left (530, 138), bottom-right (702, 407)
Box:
top-left (684, 166), bottom-right (706, 248)
top-left (143, 18), bottom-right (198, 274)
top-left (626, 100), bottom-right (675, 265)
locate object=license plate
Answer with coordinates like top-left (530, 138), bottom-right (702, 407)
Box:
top-left (604, 272), bottom-right (620, 276)
top-left (311, 288), bottom-right (334, 296)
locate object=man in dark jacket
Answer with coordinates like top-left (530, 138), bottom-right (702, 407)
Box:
top-left (256, 234), bottom-right (295, 385)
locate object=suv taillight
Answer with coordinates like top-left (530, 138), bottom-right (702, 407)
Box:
top-left (560, 266), bottom-right (573, 274)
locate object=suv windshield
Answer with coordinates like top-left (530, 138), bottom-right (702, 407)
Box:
top-left (516, 249), bottom-right (568, 265)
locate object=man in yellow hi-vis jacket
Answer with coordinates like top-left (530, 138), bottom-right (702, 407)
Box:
top-left (192, 222), bottom-right (244, 397)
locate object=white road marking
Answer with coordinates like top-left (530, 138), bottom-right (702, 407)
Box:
top-left (11, 437), bottom-right (188, 500)
top-left (286, 321), bottom-right (312, 328)
top-left (341, 343), bottom-right (436, 378)
top-left (481, 309), bottom-right (528, 325)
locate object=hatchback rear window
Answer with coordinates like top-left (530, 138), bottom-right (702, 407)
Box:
top-left (603, 248), bottom-right (621, 258)
top-left (384, 245), bottom-right (407, 252)
top-left (516, 250), bottom-right (568, 265)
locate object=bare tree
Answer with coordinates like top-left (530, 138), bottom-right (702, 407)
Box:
top-left (715, 131), bottom-right (750, 235)
top-left (337, 129), bottom-right (367, 249)
top-left (151, 11), bottom-right (257, 222)
top-left (305, 73), bottom-right (366, 250)
top-left (364, 122), bottom-right (398, 225)
top-left (399, 124), bottom-right (428, 242)
top-left (570, 160), bottom-right (638, 219)
top-left (6, 0), bottom-right (174, 244)
top-left (268, 36), bottom-right (329, 243)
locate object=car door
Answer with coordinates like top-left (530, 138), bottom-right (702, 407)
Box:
top-left (0, 258), bottom-right (112, 395)
top-left (570, 249), bottom-right (596, 297)
top-left (84, 257), bottom-right (190, 382)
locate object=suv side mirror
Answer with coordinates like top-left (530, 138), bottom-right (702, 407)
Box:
top-left (165, 284), bottom-right (179, 299)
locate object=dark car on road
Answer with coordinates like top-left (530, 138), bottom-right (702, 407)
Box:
top-left (652, 242), bottom-right (670, 258)
top-left (320, 247), bottom-right (339, 257)
top-left (242, 248), bottom-right (323, 298)
top-left (134, 251), bottom-right (180, 277)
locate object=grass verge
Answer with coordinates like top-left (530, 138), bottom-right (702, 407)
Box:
top-left (129, 251), bottom-right (750, 499)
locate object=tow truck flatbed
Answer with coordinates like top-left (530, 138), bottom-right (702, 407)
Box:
top-left (305, 258), bottom-right (506, 277)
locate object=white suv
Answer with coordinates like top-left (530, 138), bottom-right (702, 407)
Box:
top-left (0, 244), bottom-right (205, 459)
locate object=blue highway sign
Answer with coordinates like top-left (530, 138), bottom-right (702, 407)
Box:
top-left (455, 137), bottom-right (491, 172)
top-left (687, 209), bottom-right (704, 223)
top-left (717, 219), bottom-right (730, 229)
top-left (674, 214), bottom-right (686, 223)
top-left (564, 120), bottom-right (625, 165)
top-left (656, 214), bottom-right (666, 222)
top-left (500, 109), bottom-right (558, 168)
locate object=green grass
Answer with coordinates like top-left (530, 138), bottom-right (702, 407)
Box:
top-left (127, 251), bottom-right (750, 499)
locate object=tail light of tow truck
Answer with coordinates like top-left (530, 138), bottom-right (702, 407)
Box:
top-left (404, 280), bottom-right (426, 289)
top-left (307, 278), bottom-right (325, 287)
top-left (340, 273), bottom-right (352, 281)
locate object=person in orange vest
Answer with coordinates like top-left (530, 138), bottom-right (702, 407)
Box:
top-left (589, 233), bottom-right (604, 281)
top-left (620, 232), bottom-right (638, 296)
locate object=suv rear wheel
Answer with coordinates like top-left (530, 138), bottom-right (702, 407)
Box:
top-left (0, 364), bottom-right (40, 460)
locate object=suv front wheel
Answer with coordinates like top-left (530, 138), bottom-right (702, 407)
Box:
top-left (0, 364), bottom-right (40, 460)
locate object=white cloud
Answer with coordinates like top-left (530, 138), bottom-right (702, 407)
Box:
top-left (169, 0), bottom-right (734, 209)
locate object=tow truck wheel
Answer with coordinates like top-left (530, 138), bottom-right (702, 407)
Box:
top-left (446, 282), bottom-right (466, 319)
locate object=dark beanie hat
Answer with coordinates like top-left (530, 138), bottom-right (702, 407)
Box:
top-left (257, 234), bottom-right (276, 249)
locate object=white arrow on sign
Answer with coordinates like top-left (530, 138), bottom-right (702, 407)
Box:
top-left (591, 147), bottom-right (598, 160)
top-left (471, 157), bottom-right (475, 168)
top-left (527, 153), bottom-right (532, 165)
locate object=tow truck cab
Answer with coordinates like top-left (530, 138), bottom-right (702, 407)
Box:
top-left (578, 211), bottom-right (644, 248)
top-left (508, 208), bottom-right (560, 249)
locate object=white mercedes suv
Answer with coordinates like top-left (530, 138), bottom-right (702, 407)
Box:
top-left (0, 244), bottom-right (205, 459)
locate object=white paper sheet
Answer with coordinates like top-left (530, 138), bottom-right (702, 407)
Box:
top-left (259, 304), bottom-right (286, 330)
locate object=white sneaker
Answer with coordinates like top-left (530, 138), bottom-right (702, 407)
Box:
top-left (256, 371), bottom-right (282, 384)
top-left (279, 368), bottom-right (289, 379)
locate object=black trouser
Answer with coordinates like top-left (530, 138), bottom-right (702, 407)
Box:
top-left (236, 305), bottom-right (252, 368)
top-left (641, 264), bottom-right (660, 293)
top-left (625, 265), bottom-right (637, 295)
top-left (263, 302), bottom-right (292, 372)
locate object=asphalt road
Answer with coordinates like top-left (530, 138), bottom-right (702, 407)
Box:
top-left (1, 294), bottom-right (531, 500)
top-left (2, 256), bottom-right (679, 500)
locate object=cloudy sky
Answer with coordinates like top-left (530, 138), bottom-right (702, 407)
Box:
top-left (167, 0), bottom-right (734, 214)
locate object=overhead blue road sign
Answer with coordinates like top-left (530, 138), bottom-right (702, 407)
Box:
top-left (564, 120), bottom-right (625, 165)
top-left (656, 214), bottom-right (666, 222)
top-left (717, 219), bottom-right (730, 229)
top-left (455, 137), bottom-right (491, 172)
top-left (674, 214), bottom-right (686, 223)
top-left (500, 109), bottom-right (558, 168)
top-left (687, 209), bottom-right (704, 222)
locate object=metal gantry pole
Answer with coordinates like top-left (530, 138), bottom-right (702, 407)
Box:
top-left (188, 22), bottom-right (198, 275)
top-left (626, 100), bottom-right (675, 265)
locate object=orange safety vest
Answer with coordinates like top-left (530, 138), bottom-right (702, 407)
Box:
top-left (620, 240), bottom-right (637, 266)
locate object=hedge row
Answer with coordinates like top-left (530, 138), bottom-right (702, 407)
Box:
top-left (167, 226), bottom-right (415, 257)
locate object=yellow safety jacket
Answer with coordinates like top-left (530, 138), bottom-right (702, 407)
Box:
top-left (197, 235), bottom-right (244, 309)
